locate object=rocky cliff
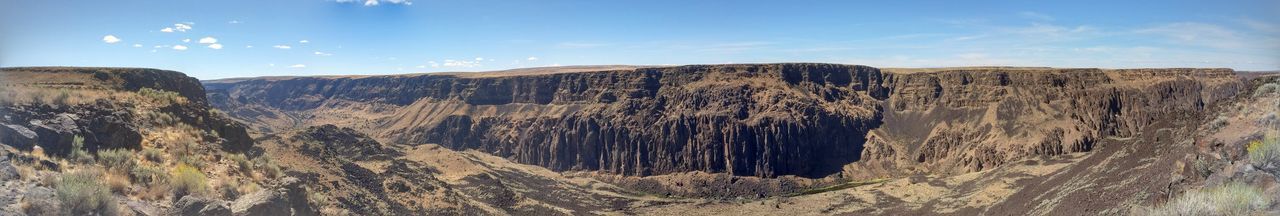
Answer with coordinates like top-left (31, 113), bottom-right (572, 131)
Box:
top-left (207, 64), bottom-right (1242, 178)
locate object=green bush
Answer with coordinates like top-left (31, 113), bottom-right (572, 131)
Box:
top-left (137, 87), bottom-right (183, 104)
top-left (57, 170), bottom-right (119, 215)
top-left (69, 135), bottom-right (94, 164)
top-left (1248, 137), bottom-right (1280, 171)
top-left (1149, 182), bottom-right (1271, 215)
top-left (129, 164), bottom-right (167, 186)
top-left (97, 148), bottom-right (135, 171)
top-left (1254, 83), bottom-right (1279, 98)
top-left (170, 163), bottom-right (208, 198)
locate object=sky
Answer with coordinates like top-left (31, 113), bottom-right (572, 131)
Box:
top-left (1, 0), bottom-right (1278, 80)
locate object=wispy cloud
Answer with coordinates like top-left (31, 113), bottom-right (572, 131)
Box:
top-left (526, 57), bottom-right (539, 61)
top-left (102, 35), bottom-right (121, 44)
top-left (441, 59), bottom-right (482, 67)
top-left (172, 45), bottom-right (188, 51)
top-left (289, 64), bottom-right (306, 68)
top-left (335, 0), bottom-right (412, 6)
top-left (273, 45), bottom-right (292, 49)
top-left (1135, 22), bottom-right (1251, 49)
top-left (314, 51), bottom-right (333, 56)
top-left (1018, 11), bottom-right (1055, 21)
top-left (207, 44), bottom-right (223, 49)
top-left (556, 42), bottom-right (610, 48)
top-left (159, 23), bottom-right (192, 33)
top-left (299, 40), bottom-right (309, 44)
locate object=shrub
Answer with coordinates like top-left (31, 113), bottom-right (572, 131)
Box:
top-left (137, 87), bottom-right (184, 104)
top-left (1247, 137), bottom-right (1280, 172)
top-left (253, 156), bottom-right (282, 178)
top-left (1254, 83), bottom-right (1279, 98)
top-left (170, 163), bottom-right (208, 198)
top-left (129, 164), bottom-right (166, 187)
top-left (97, 148), bottom-right (134, 172)
top-left (219, 181), bottom-right (241, 200)
top-left (178, 155), bottom-right (206, 170)
top-left (142, 148), bottom-right (164, 163)
top-left (52, 89), bottom-right (71, 106)
top-left (69, 135), bottom-right (94, 164)
top-left (57, 170), bottom-right (119, 215)
top-left (228, 153), bottom-right (252, 174)
top-left (1149, 182), bottom-right (1271, 215)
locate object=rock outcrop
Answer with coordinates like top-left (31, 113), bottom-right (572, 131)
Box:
top-left (207, 64), bottom-right (1243, 178)
top-left (0, 68), bottom-right (254, 155)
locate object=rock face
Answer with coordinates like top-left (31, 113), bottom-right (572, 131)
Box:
top-left (207, 64), bottom-right (1242, 178)
top-left (0, 67), bottom-right (255, 155)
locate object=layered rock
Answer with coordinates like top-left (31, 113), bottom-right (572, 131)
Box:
top-left (207, 64), bottom-right (1243, 178)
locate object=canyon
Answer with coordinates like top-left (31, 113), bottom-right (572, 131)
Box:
top-left (1, 64), bottom-right (1274, 215)
top-left (206, 64), bottom-right (1240, 179)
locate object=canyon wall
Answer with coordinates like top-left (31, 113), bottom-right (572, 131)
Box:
top-left (206, 64), bottom-right (1242, 178)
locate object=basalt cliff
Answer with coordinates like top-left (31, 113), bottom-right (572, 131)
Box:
top-left (205, 64), bottom-right (1241, 180)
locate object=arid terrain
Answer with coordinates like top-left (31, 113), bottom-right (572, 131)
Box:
top-left (1, 64), bottom-right (1278, 215)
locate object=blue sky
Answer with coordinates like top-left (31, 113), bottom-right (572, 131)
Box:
top-left (2, 0), bottom-right (1278, 79)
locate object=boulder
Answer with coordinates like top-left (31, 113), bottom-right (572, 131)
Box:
top-left (230, 177), bottom-right (317, 216)
top-left (0, 124), bottom-right (37, 150)
top-left (170, 195), bottom-right (232, 216)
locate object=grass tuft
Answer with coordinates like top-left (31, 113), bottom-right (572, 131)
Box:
top-left (97, 148), bottom-right (135, 172)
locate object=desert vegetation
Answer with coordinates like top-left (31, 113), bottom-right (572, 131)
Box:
top-left (1147, 182), bottom-right (1271, 216)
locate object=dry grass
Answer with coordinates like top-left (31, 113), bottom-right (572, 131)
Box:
top-left (104, 172), bottom-right (132, 194)
top-left (228, 153), bottom-right (252, 174)
top-left (1147, 182), bottom-right (1271, 216)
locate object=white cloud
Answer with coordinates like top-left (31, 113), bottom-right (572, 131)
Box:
top-left (526, 57), bottom-right (539, 61)
top-left (199, 37), bottom-right (218, 44)
top-left (273, 45), bottom-right (292, 49)
top-left (172, 45), bottom-right (188, 51)
top-left (475, 57), bottom-right (484, 61)
top-left (228, 20), bottom-right (241, 24)
top-left (207, 44), bottom-right (223, 49)
top-left (428, 61), bottom-right (440, 68)
top-left (132, 44), bottom-right (142, 48)
top-left (299, 40), bottom-right (309, 44)
top-left (442, 59), bottom-right (482, 67)
top-left (160, 23), bottom-right (193, 33)
top-left (102, 35), bottom-right (121, 44)
top-left (289, 64), bottom-right (306, 68)
top-left (336, 0), bottom-right (412, 6)
top-left (314, 51), bottom-right (333, 56)
top-left (246, 45), bottom-right (254, 48)
top-left (182, 38), bottom-right (191, 43)
top-left (416, 65), bottom-right (426, 68)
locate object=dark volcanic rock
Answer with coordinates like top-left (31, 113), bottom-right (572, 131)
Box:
top-left (207, 64), bottom-right (1243, 179)
top-left (292, 124), bottom-right (399, 161)
top-left (170, 195), bottom-right (233, 216)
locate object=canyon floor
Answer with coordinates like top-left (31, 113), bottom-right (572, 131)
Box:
top-left (1, 64), bottom-right (1278, 215)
